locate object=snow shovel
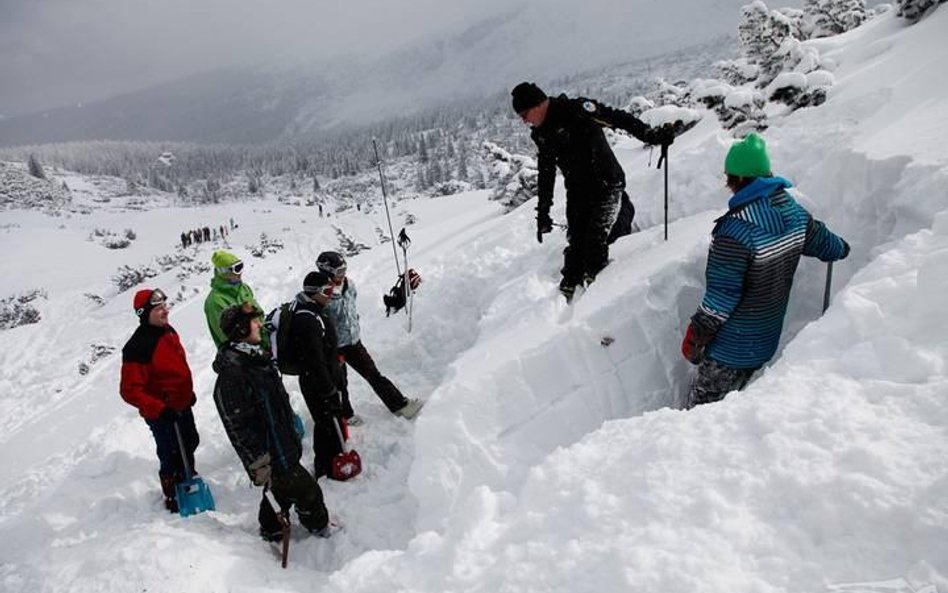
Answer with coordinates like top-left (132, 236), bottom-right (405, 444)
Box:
top-left (173, 421), bottom-right (216, 517)
top-left (330, 417), bottom-right (362, 481)
top-left (263, 486), bottom-right (291, 569)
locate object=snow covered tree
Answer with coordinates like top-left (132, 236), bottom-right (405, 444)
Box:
top-left (27, 154), bottom-right (47, 180)
top-left (896, 0), bottom-right (944, 21)
top-left (803, 0), bottom-right (867, 38)
top-left (482, 141), bottom-right (538, 212)
top-left (739, 1), bottom-right (803, 85)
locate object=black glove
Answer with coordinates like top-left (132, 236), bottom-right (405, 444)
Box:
top-left (840, 239), bottom-right (851, 259)
top-left (536, 210), bottom-right (553, 243)
top-left (646, 123), bottom-right (676, 147)
top-left (158, 407), bottom-right (176, 423)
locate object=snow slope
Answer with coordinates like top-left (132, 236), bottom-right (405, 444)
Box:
top-left (1, 9), bottom-right (946, 593)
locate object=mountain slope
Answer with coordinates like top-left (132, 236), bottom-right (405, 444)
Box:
top-left (0, 7), bottom-right (946, 593)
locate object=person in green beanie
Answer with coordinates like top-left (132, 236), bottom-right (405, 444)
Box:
top-left (680, 133), bottom-right (850, 406)
top-left (204, 250), bottom-right (267, 349)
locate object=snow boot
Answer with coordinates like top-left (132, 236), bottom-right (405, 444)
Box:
top-left (395, 398), bottom-right (424, 420)
top-left (313, 520), bottom-right (343, 539)
top-left (160, 474), bottom-right (178, 514)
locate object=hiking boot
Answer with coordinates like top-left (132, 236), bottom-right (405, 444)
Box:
top-left (313, 520), bottom-right (343, 539)
top-left (259, 526), bottom-right (284, 543)
top-left (164, 497), bottom-right (179, 513)
top-left (346, 414), bottom-right (364, 427)
top-left (394, 398), bottom-right (424, 420)
top-left (559, 282), bottom-right (576, 303)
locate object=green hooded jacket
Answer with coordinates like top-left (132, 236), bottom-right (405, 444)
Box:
top-left (204, 274), bottom-right (268, 348)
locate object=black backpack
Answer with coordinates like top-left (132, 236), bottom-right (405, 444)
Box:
top-left (382, 269), bottom-right (421, 317)
top-left (264, 302), bottom-right (319, 375)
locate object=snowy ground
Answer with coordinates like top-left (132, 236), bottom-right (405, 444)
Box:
top-left (1, 9), bottom-right (947, 593)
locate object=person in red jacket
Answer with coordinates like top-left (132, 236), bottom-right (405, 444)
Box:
top-left (120, 288), bottom-right (200, 513)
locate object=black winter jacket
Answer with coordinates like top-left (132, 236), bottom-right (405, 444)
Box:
top-left (289, 293), bottom-right (340, 401)
top-left (212, 344), bottom-right (302, 477)
top-left (532, 94), bottom-right (652, 214)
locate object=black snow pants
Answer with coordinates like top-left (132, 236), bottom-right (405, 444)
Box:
top-left (258, 463), bottom-right (329, 535)
top-left (339, 341), bottom-right (409, 415)
top-left (561, 187), bottom-right (622, 287)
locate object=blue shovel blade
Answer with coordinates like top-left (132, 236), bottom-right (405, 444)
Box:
top-left (175, 477), bottom-right (216, 517)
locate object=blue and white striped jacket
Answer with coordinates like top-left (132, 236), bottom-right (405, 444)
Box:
top-left (693, 176), bottom-right (849, 369)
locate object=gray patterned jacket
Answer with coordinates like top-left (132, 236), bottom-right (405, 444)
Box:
top-left (325, 278), bottom-right (361, 347)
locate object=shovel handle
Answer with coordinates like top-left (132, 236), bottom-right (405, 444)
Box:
top-left (173, 420), bottom-right (193, 481)
top-left (332, 416), bottom-right (348, 453)
top-left (263, 486), bottom-right (290, 569)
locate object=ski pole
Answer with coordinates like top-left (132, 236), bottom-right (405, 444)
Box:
top-left (398, 228), bottom-right (414, 332)
top-left (659, 143), bottom-right (669, 242)
top-left (822, 261), bottom-right (834, 315)
top-left (373, 138), bottom-right (402, 276)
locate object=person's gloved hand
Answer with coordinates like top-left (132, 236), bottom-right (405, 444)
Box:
top-left (646, 123), bottom-right (676, 147)
top-left (248, 453), bottom-right (272, 486)
top-left (158, 407), bottom-right (176, 423)
top-left (682, 314), bottom-right (719, 364)
top-left (681, 323), bottom-right (706, 365)
top-left (840, 239), bottom-right (851, 259)
top-left (536, 210), bottom-right (553, 243)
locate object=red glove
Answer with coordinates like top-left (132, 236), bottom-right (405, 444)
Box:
top-left (681, 323), bottom-right (705, 365)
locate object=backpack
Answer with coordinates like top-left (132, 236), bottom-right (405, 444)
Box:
top-left (383, 269), bottom-right (421, 317)
top-left (264, 301), bottom-right (318, 376)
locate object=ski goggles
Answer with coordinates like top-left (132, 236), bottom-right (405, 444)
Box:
top-left (217, 261), bottom-right (244, 275)
top-left (135, 289), bottom-right (167, 316)
top-left (317, 262), bottom-right (346, 277)
top-left (304, 282), bottom-right (335, 298)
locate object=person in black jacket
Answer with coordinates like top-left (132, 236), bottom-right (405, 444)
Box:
top-left (212, 303), bottom-right (334, 541)
top-left (511, 81), bottom-right (675, 301)
top-left (288, 270), bottom-right (348, 479)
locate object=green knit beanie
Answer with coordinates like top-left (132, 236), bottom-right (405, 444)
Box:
top-left (211, 250), bottom-right (240, 271)
top-left (725, 133), bottom-right (772, 177)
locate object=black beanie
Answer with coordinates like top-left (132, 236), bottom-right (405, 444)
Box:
top-left (511, 82), bottom-right (547, 114)
top-left (303, 269), bottom-right (333, 294)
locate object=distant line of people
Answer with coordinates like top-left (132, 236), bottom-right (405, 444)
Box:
top-left (180, 224), bottom-right (232, 248)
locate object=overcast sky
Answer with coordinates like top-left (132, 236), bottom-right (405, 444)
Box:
top-left (0, 0), bottom-right (510, 116)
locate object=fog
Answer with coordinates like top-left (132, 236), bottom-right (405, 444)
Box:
top-left (0, 0), bottom-right (510, 116)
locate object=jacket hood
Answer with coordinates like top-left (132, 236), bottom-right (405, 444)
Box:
top-left (728, 176), bottom-right (792, 210)
top-left (210, 274), bottom-right (243, 291)
top-left (212, 343), bottom-right (268, 374)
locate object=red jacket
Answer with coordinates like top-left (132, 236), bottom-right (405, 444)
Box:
top-left (120, 324), bottom-right (195, 420)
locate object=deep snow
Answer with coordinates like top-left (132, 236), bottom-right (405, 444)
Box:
top-left (1, 9), bottom-right (947, 593)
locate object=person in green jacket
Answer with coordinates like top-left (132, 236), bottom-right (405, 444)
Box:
top-left (204, 250), bottom-right (267, 348)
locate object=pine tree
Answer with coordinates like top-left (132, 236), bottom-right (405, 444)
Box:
top-left (418, 135), bottom-right (429, 163)
top-left (896, 0), bottom-right (944, 21)
top-left (803, 0), bottom-right (867, 37)
top-left (27, 154), bottom-right (47, 180)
